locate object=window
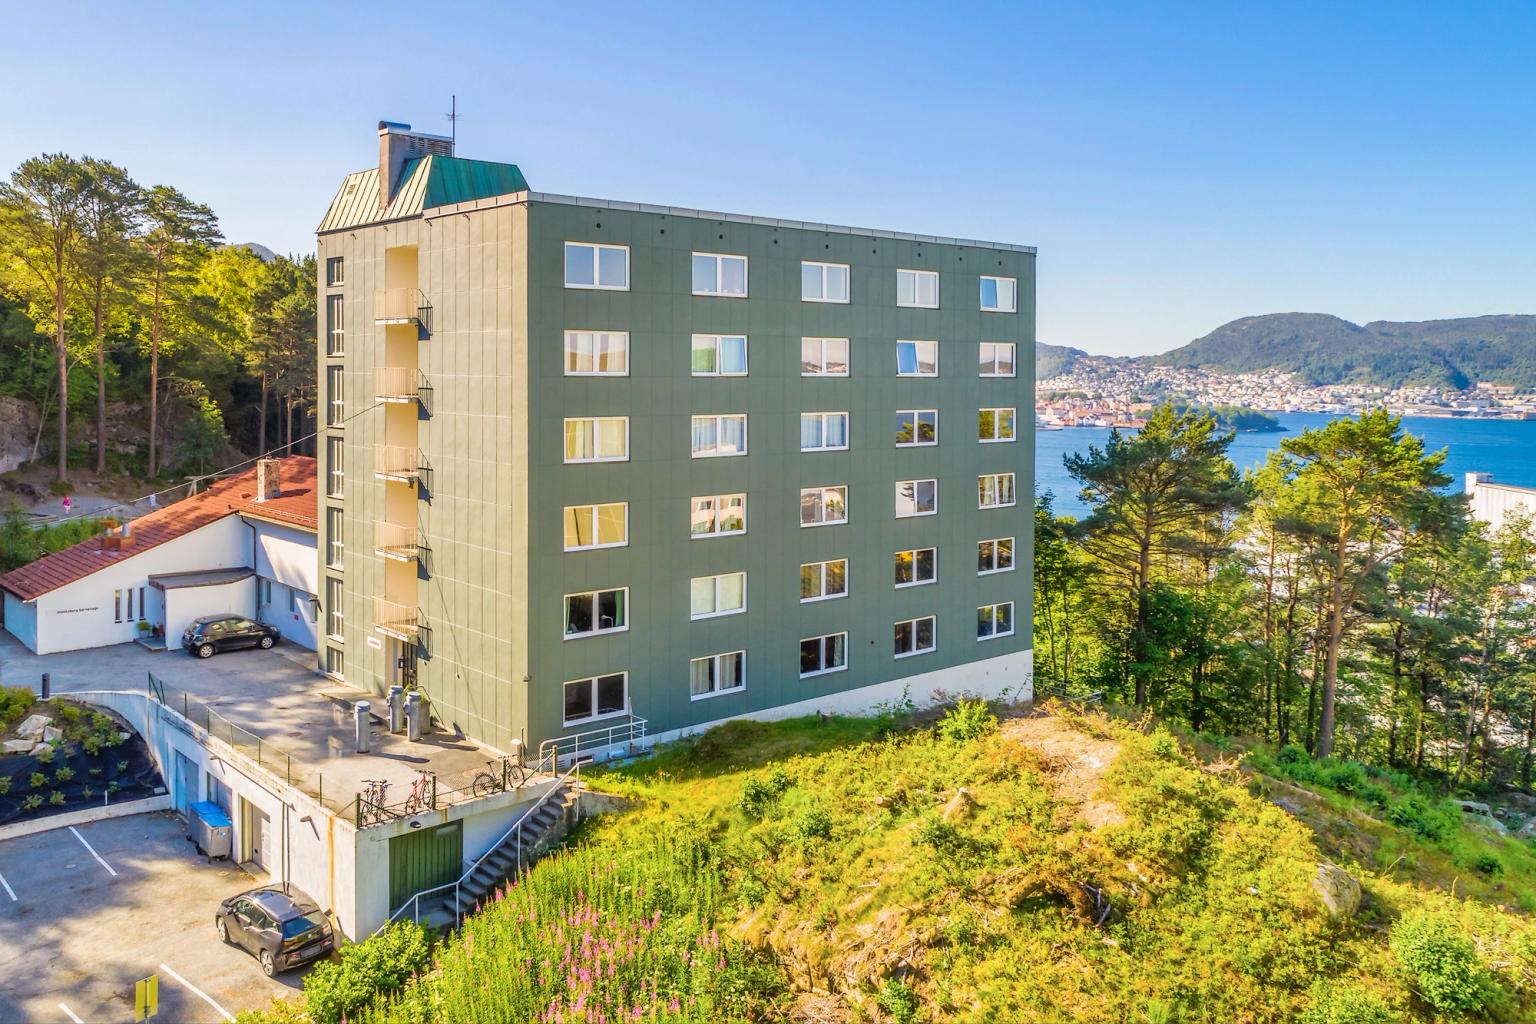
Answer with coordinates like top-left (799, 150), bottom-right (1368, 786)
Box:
top-left (326, 365), bottom-right (345, 426)
top-left (326, 437), bottom-right (345, 498)
top-left (979, 342), bottom-right (1016, 378)
top-left (979, 473), bottom-right (1017, 509)
top-left (895, 409), bottom-right (938, 447)
top-left (259, 578), bottom-right (272, 606)
top-left (800, 632), bottom-right (847, 677)
top-left (690, 650), bottom-right (746, 699)
top-left (325, 578), bottom-right (344, 639)
top-left (897, 268), bottom-right (939, 308)
top-left (978, 602), bottom-right (1015, 640)
top-left (801, 261), bottom-right (849, 303)
top-left (896, 340), bottom-right (938, 377)
top-left (980, 275), bottom-right (1018, 313)
top-left (979, 408), bottom-right (1016, 442)
top-left (691, 414), bottom-right (748, 458)
top-left (326, 257), bottom-right (344, 287)
top-left (800, 412), bottom-right (849, 452)
top-left (564, 587), bottom-right (628, 638)
top-left (564, 417), bottom-right (629, 463)
top-left (563, 672), bottom-right (628, 726)
top-left (113, 589), bottom-right (123, 623)
top-left (894, 615), bottom-right (936, 658)
top-left (894, 548), bottom-right (937, 588)
top-left (691, 335), bottom-right (748, 376)
top-left (564, 242), bottom-right (629, 290)
top-left (895, 479), bottom-right (937, 518)
top-left (690, 572), bottom-right (746, 619)
top-left (691, 252), bottom-right (748, 297)
top-left (800, 486), bottom-right (848, 527)
top-left (326, 507), bottom-right (344, 569)
top-left (800, 559), bottom-right (848, 602)
top-left (325, 646), bottom-right (345, 681)
top-left (801, 337), bottom-right (849, 376)
top-left (978, 537), bottom-right (1015, 575)
top-left (564, 331), bottom-right (629, 376)
top-left (326, 295), bottom-right (345, 356)
top-left (691, 493), bottom-right (746, 538)
top-left (564, 503), bottom-right (628, 551)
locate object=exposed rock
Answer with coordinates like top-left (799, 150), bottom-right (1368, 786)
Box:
top-left (16, 714), bottom-right (50, 739)
top-left (1312, 861), bottom-right (1361, 919)
top-left (2, 739), bottom-right (33, 754)
top-left (941, 787), bottom-right (978, 822)
top-left (42, 726), bottom-right (62, 743)
top-left (0, 396), bottom-right (38, 474)
top-left (31, 742), bottom-right (50, 755)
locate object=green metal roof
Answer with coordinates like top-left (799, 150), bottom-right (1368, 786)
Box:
top-left (317, 156), bottom-right (529, 233)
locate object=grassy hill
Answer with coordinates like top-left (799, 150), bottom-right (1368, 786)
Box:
top-left (246, 704), bottom-right (1536, 1024)
top-left (1036, 341), bottom-right (1090, 380)
top-left (1150, 312), bottom-right (1536, 389)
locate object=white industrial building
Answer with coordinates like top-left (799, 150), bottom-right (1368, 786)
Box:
top-left (1466, 472), bottom-right (1536, 536)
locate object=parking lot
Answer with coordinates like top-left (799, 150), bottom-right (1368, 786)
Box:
top-left (0, 812), bottom-right (312, 1023)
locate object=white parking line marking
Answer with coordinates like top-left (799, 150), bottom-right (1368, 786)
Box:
top-left (68, 827), bottom-right (117, 877)
top-left (160, 963), bottom-right (234, 1022)
top-left (57, 1003), bottom-right (83, 1023)
top-left (0, 870), bottom-right (15, 901)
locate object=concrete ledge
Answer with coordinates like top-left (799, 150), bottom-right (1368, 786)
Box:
top-left (0, 794), bottom-right (173, 843)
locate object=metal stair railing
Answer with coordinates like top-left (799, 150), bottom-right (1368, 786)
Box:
top-left (537, 715), bottom-right (648, 768)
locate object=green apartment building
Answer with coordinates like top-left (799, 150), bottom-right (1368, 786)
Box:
top-left (316, 122), bottom-right (1035, 758)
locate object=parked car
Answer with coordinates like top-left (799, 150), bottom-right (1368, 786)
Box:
top-left (215, 886), bottom-right (333, 976)
top-left (182, 615), bottom-right (279, 658)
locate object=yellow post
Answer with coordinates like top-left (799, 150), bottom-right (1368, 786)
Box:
top-left (134, 974), bottom-right (159, 1020)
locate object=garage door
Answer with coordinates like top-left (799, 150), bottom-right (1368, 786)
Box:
top-left (389, 821), bottom-right (463, 911)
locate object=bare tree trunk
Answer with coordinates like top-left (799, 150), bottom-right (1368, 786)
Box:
top-left (94, 283), bottom-right (107, 475)
top-left (257, 372), bottom-right (269, 456)
top-left (54, 273), bottom-right (69, 484)
top-left (147, 266), bottom-right (163, 477)
top-left (1316, 546), bottom-right (1347, 758)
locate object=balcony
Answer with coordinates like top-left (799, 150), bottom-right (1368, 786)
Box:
top-left (373, 598), bottom-right (421, 641)
top-left (374, 520), bottom-right (421, 562)
top-left (373, 444), bottom-right (424, 483)
top-left (374, 288), bottom-right (430, 328)
top-left (374, 366), bottom-right (425, 405)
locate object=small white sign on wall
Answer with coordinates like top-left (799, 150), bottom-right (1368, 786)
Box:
top-left (366, 635), bottom-right (382, 649)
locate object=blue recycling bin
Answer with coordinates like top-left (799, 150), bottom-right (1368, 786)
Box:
top-left (188, 801), bottom-right (233, 862)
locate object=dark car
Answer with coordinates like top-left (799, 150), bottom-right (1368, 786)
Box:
top-left (215, 886), bottom-right (333, 976)
top-left (182, 614), bottom-right (279, 658)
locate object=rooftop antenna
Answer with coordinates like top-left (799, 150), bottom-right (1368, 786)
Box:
top-left (445, 94), bottom-right (460, 146)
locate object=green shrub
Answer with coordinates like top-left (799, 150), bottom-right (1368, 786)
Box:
top-left (737, 768), bottom-right (793, 821)
top-left (1299, 982), bottom-right (1397, 1024)
top-left (1471, 850), bottom-right (1503, 875)
top-left (936, 699), bottom-right (996, 743)
top-left (1150, 729), bottom-right (1180, 759)
top-left (0, 686), bottom-right (33, 727)
top-left (29, 772), bottom-right (45, 790)
top-left (49, 790), bottom-right (65, 805)
top-left (736, 876), bottom-right (767, 910)
top-left (1387, 794), bottom-right (1459, 842)
top-left (82, 735), bottom-right (103, 756)
top-left (303, 922), bottom-right (432, 1024)
top-left (1389, 910), bottom-right (1498, 1015)
top-left (876, 977), bottom-right (920, 1024)
top-left (0, 776), bottom-right (10, 795)
top-left (34, 745), bottom-right (54, 765)
top-left (22, 794), bottom-right (41, 811)
top-left (81, 785), bottom-right (94, 801)
top-left (54, 766), bottom-right (73, 784)
top-left (795, 807), bottom-right (833, 841)
top-left (1319, 760), bottom-right (1368, 793)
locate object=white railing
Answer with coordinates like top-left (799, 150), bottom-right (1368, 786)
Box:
top-left (373, 444), bottom-right (422, 481)
top-left (373, 520), bottom-right (419, 561)
top-left (372, 597), bottom-right (420, 640)
top-left (538, 715), bottom-right (649, 768)
top-left (373, 366), bottom-right (420, 401)
top-left (374, 288), bottom-right (427, 324)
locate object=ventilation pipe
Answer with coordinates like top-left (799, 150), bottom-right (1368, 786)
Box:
top-left (388, 686), bottom-right (405, 734)
top-left (353, 701), bottom-right (371, 753)
top-left (404, 691), bottom-right (423, 742)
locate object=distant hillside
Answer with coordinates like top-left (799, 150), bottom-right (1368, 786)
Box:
top-left (1152, 312), bottom-right (1536, 389)
top-left (224, 242), bottom-right (276, 263)
top-left (1035, 341), bottom-right (1089, 379)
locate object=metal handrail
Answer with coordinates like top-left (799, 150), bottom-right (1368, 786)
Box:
top-left (537, 715), bottom-right (648, 767)
top-left (372, 597), bottom-right (420, 639)
top-left (374, 287), bottom-right (428, 323)
top-left (372, 444), bottom-right (423, 480)
top-left (373, 366), bottom-right (422, 401)
top-left (373, 520), bottom-right (420, 560)
top-left (383, 756), bottom-right (580, 932)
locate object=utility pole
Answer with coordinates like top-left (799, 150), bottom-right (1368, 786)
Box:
top-left (445, 95), bottom-right (459, 145)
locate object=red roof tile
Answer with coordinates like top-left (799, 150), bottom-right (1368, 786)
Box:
top-left (0, 456), bottom-right (317, 602)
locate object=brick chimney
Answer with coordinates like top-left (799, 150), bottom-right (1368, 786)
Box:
top-left (378, 121), bottom-right (454, 210)
top-left (255, 458), bottom-right (283, 502)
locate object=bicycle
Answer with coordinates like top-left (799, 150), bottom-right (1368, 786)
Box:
top-left (401, 771), bottom-right (434, 814)
top-left (470, 756), bottom-right (529, 798)
top-left (360, 778), bottom-right (390, 825)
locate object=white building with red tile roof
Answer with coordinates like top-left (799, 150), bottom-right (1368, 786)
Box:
top-left (0, 457), bottom-right (318, 655)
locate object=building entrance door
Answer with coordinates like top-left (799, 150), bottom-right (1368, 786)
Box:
top-left (174, 751), bottom-right (196, 815)
top-left (389, 637), bottom-right (418, 688)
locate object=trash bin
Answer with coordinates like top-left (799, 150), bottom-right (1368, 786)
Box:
top-left (189, 801), bottom-right (233, 862)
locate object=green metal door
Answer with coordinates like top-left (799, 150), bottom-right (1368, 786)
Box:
top-left (388, 821), bottom-right (463, 909)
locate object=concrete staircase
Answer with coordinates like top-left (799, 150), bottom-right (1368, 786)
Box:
top-left (417, 781), bottom-right (580, 931)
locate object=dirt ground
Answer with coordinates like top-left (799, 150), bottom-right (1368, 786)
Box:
top-left (1002, 712), bottom-right (1126, 828)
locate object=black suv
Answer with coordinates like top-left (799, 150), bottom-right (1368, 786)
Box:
top-left (182, 614), bottom-right (280, 658)
top-left (215, 886), bottom-right (333, 975)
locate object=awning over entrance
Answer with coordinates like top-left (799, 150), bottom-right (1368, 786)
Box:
top-left (148, 568), bottom-right (255, 591)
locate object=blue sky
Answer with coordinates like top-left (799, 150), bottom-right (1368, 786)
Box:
top-left (2, 1), bottom-right (1532, 356)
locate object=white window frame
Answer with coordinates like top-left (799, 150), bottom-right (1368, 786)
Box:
top-left (895, 409), bottom-right (939, 448)
top-left (691, 334), bottom-right (749, 377)
top-left (564, 241), bottom-right (630, 291)
top-left (691, 414), bottom-right (748, 459)
top-left (801, 337), bottom-right (850, 377)
top-left (978, 602), bottom-right (1015, 641)
top-left (979, 275), bottom-right (1018, 313)
top-left (563, 417), bottom-right (630, 464)
top-left (563, 502), bottom-right (629, 552)
top-left (325, 256), bottom-right (344, 287)
top-left (689, 650), bottom-right (747, 700)
top-left (800, 412), bottom-right (850, 452)
top-left (978, 536), bottom-right (1015, 575)
top-left (894, 615), bottom-right (937, 659)
top-left (563, 587), bottom-right (630, 640)
top-left (690, 572), bottom-right (747, 621)
top-left (979, 473), bottom-right (1017, 509)
top-left (799, 632), bottom-right (848, 678)
top-left (979, 407), bottom-right (1017, 443)
top-left (563, 331), bottom-right (630, 377)
top-left (691, 252), bottom-right (749, 298)
top-left (800, 485), bottom-right (848, 528)
top-left (897, 268), bottom-right (939, 309)
top-left (894, 547), bottom-right (937, 589)
top-left (325, 577), bottom-right (344, 641)
top-left (326, 294), bottom-right (345, 356)
top-left (895, 479), bottom-right (938, 519)
top-left (562, 671), bottom-right (629, 727)
top-left (799, 559), bottom-right (848, 603)
top-left (326, 507), bottom-right (344, 569)
top-left (327, 365), bottom-right (345, 427)
top-left (690, 493), bottom-right (747, 539)
top-left (801, 260), bottom-right (850, 303)
top-left (979, 342), bottom-right (1017, 378)
top-left (896, 340), bottom-right (939, 378)
top-left (325, 646), bottom-right (345, 681)
top-left (326, 437), bottom-right (345, 498)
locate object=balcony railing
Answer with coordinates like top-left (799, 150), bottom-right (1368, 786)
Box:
top-left (374, 288), bottom-right (430, 327)
top-left (374, 520), bottom-right (420, 562)
top-left (374, 366), bottom-right (423, 403)
top-left (373, 597), bottom-right (420, 641)
top-left (373, 444), bottom-right (424, 482)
